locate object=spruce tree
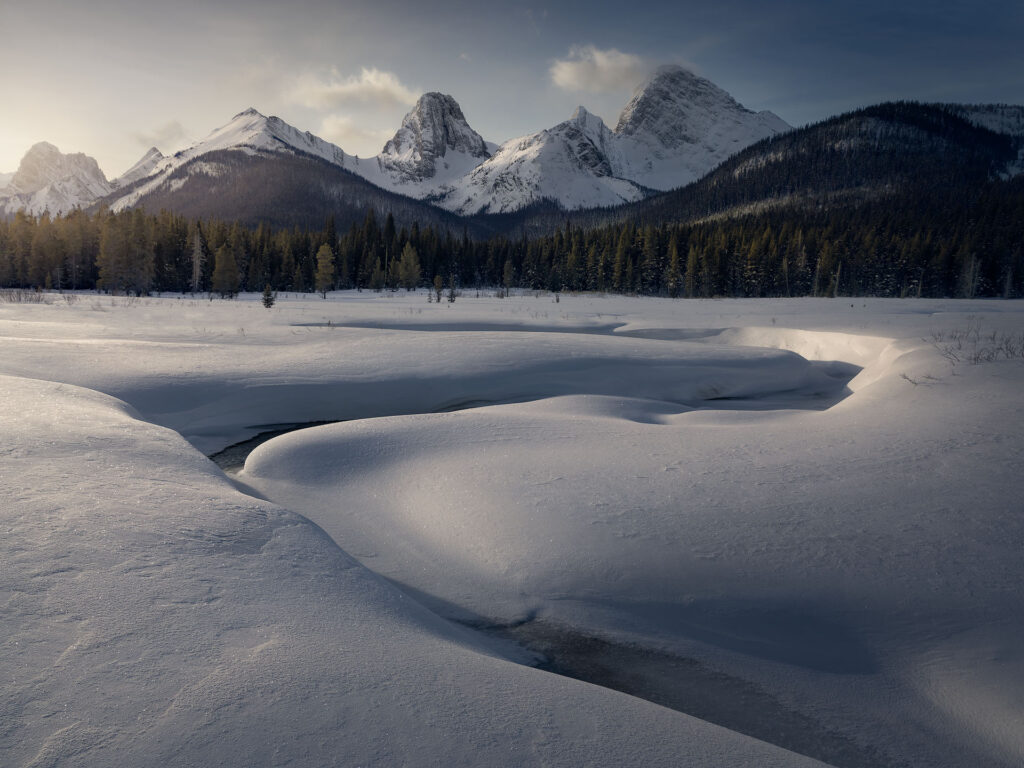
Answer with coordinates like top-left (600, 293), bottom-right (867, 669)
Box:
top-left (212, 244), bottom-right (240, 298)
top-left (397, 242), bottom-right (421, 290)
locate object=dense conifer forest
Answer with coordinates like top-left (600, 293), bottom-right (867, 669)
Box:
top-left (2, 173), bottom-right (1022, 299)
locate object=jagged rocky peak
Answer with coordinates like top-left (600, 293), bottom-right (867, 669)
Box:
top-left (615, 64), bottom-right (787, 147)
top-left (569, 106), bottom-right (610, 137)
top-left (381, 92), bottom-right (490, 178)
top-left (8, 141), bottom-right (109, 196)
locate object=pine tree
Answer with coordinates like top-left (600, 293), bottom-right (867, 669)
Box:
top-left (262, 283), bottom-right (276, 308)
top-left (315, 243), bottom-right (335, 298)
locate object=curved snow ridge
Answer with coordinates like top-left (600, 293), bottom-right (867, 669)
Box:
top-left (703, 326), bottom-right (896, 387)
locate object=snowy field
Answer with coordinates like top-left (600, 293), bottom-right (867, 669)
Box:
top-left (1, 289), bottom-right (1022, 767)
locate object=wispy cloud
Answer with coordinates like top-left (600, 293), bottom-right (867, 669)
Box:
top-left (290, 67), bottom-right (419, 110)
top-left (317, 114), bottom-right (393, 155)
top-left (550, 45), bottom-right (651, 93)
top-left (132, 120), bottom-right (189, 151)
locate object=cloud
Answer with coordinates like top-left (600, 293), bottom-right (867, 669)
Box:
top-left (132, 120), bottom-right (189, 151)
top-left (550, 45), bottom-right (651, 93)
top-left (317, 114), bottom-right (393, 156)
top-left (291, 67), bottom-right (418, 110)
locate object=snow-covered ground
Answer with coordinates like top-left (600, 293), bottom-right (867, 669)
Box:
top-left (1, 290), bottom-right (1021, 767)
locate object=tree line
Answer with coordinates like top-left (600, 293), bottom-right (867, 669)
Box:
top-left (1, 176), bottom-right (1022, 299)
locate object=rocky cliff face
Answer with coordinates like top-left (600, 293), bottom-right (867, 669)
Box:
top-left (1, 142), bottom-right (112, 216)
top-left (612, 65), bottom-right (791, 191)
top-left (379, 92), bottom-right (491, 182)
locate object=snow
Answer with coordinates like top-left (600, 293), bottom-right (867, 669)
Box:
top-left (1, 291), bottom-right (1022, 767)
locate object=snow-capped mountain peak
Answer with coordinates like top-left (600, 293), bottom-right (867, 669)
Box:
top-left (616, 64), bottom-right (790, 145)
top-left (106, 108), bottom-right (350, 212)
top-left (114, 147), bottom-right (165, 189)
top-left (569, 106), bottom-right (612, 144)
top-left (377, 92), bottom-right (491, 183)
top-left (182, 108), bottom-right (346, 165)
top-left (7, 141), bottom-right (109, 197)
top-left (1, 142), bottom-right (112, 216)
top-left (609, 64), bottom-right (790, 190)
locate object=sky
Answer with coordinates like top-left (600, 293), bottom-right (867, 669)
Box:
top-left (1, 0), bottom-right (1022, 177)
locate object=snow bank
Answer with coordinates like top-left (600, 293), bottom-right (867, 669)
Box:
top-left (2, 291), bottom-right (1022, 767)
top-left (0, 372), bottom-right (825, 767)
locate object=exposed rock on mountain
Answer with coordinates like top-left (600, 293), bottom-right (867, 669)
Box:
top-left (1, 142), bottom-right (112, 216)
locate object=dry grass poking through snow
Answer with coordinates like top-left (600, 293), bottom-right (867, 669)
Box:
top-left (930, 318), bottom-right (1024, 365)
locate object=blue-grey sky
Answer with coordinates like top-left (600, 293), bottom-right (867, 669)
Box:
top-left (1, 0), bottom-right (1021, 177)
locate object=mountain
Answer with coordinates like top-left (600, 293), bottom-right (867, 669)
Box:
top-left (364, 92), bottom-right (492, 192)
top-left (105, 108), bottom-right (351, 213)
top-left (1, 142), bottom-right (113, 217)
top-left (613, 65), bottom-right (791, 191)
top-left (376, 66), bottom-right (791, 215)
top-left (435, 107), bottom-right (649, 214)
top-left (113, 147), bottom-right (165, 189)
top-left (543, 102), bottom-right (1021, 234)
top-left (338, 91), bottom-right (497, 205)
top-left (99, 109), bottom-right (482, 233)
top-left (0, 172), bottom-right (13, 191)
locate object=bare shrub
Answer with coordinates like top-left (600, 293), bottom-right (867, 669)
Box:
top-left (0, 288), bottom-right (49, 304)
top-left (930, 318), bottom-right (1024, 365)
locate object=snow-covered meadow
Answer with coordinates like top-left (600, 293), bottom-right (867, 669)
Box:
top-left (1, 289), bottom-right (1022, 767)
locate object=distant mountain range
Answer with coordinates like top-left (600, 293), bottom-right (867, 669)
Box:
top-left (0, 66), bottom-right (788, 222)
top-left (1, 65), bottom-right (1021, 234)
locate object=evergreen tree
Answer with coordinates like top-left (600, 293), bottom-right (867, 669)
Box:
top-left (189, 226), bottom-right (205, 294)
top-left (502, 257), bottom-right (515, 295)
top-left (397, 242), bottom-right (421, 290)
top-left (684, 243), bottom-right (700, 298)
top-left (315, 243), bottom-right (335, 298)
top-left (370, 258), bottom-right (385, 291)
top-left (664, 233), bottom-right (682, 298)
top-left (212, 244), bottom-right (240, 298)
